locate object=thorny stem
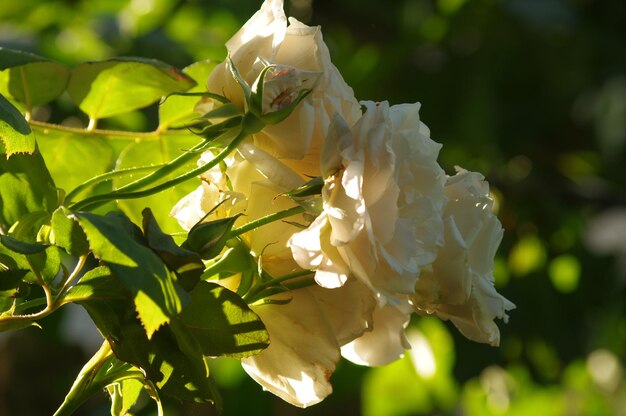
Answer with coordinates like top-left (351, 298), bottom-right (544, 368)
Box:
top-left (29, 120), bottom-right (179, 140)
top-left (53, 341), bottom-right (114, 416)
top-left (228, 205), bottom-right (305, 239)
top-left (70, 113), bottom-right (262, 211)
top-left (64, 164), bottom-right (166, 203)
top-left (57, 254), bottom-right (89, 298)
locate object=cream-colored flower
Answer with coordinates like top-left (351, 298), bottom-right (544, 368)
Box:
top-left (171, 146), bottom-right (381, 407)
top-left (206, 0), bottom-right (361, 176)
top-left (242, 279), bottom-right (375, 407)
top-left (412, 168), bottom-right (515, 346)
top-left (290, 100), bottom-right (446, 302)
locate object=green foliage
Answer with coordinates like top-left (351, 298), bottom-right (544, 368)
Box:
top-left (0, 45), bottom-right (272, 411)
top-left (177, 281), bottom-right (270, 358)
top-left (0, 50), bottom-right (70, 109)
top-left (0, 147), bottom-right (57, 228)
top-left (74, 211), bottom-right (188, 339)
top-left (67, 57), bottom-right (195, 121)
top-left (0, 93), bottom-right (33, 155)
top-left (50, 207), bottom-right (89, 257)
top-left (158, 60), bottom-right (217, 129)
top-left (37, 129), bottom-right (115, 195)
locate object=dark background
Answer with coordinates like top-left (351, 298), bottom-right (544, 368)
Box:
top-left (0, 0), bottom-right (624, 415)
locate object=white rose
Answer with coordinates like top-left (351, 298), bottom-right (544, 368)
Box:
top-left (412, 168), bottom-right (516, 346)
top-left (171, 145), bottom-right (382, 406)
top-left (289, 100), bottom-right (446, 302)
top-left (242, 279), bottom-right (375, 407)
top-left (206, 0), bottom-right (361, 175)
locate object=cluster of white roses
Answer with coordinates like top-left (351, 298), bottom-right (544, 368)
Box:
top-left (171, 0), bottom-right (515, 407)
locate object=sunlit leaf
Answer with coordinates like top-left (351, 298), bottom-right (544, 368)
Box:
top-left (5, 210), bottom-right (50, 243)
top-left (0, 47), bottom-right (70, 107)
top-left (50, 207), bottom-right (89, 257)
top-left (35, 127), bottom-right (115, 195)
top-left (63, 265), bottom-right (130, 304)
top-left (158, 59), bottom-right (217, 129)
top-left (27, 245), bottom-right (63, 286)
top-left (0, 92), bottom-right (34, 155)
top-left (109, 378), bottom-right (145, 416)
top-left (0, 146), bottom-right (57, 228)
top-left (75, 212), bottom-right (188, 338)
top-left (67, 57), bottom-right (195, 120)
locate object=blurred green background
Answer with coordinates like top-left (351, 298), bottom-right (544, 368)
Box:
top-left (1, 0), bottom-right (625, 415)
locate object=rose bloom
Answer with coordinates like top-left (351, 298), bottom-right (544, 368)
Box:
top-left (289, 100), bottom-right (446, 302)
top-left (412, 168), bottom-right (516, 346)
top-left (205, 0), bottom-right (361, 178)
top-left (171, 148), bottom-right (379, 407)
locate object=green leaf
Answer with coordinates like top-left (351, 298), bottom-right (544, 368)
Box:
top-left (117, 323), bottom-right (222, 406)
top-left (177, 281), bottom-right (269, 358)
top-left (8, 61), bottom-right (70, 106)
top-left (53, 344), bottom-right (145, 416)
top-left (0, 47), bottom-right (71, 107)
top-left (27, 245), bottom-right (63, 286)
top-left (0, 146), bottom-right (58, 229)
top-left (109, 378), bottom-right (145, 416)
top-left (184, 215), bottom-right (241, 260)
top-left (0, 245), bottom-right (31, 272)
top-left (67, 57), bottom-right (195, 120)
top-left (76, 288), bottom-right (221, 407)
top-left (113, 133), bottom-right (199, 234)
top-left (141, 208), bottom-right (203, 291)
top-left (158, 60), bottom-right (217, 130)
top-left (75, 212), bottom-right (188, 338)
top-left (5, 210), bottom-right (51, 243)
top-left (61, 268), bottom-right (133, 388)
top-left (0, 269), bottom-right (27, 313)
top-left (63, 266), bottom-right (130, 304)
top-left (0, 269), bottom-right (27, 291)
top-left (50, 207), bottom-right (89, 256)
top-left (0, 47), bottom-right (46, 70)
top-left (0, 92), bottom-right (34, 156)
top-left (34, 126), bottom-right (115, 196)
top-left (66, 271), bottom-right (223, 408)
top-left (0, 235), bottom-right (47, 254)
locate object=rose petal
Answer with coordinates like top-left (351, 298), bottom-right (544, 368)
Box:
top-left (340, 302), bottom-right (412, 366)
